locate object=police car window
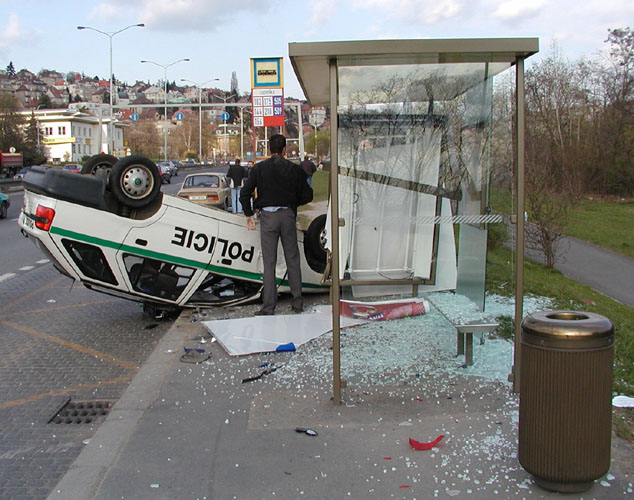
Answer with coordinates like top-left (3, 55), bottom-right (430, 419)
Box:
top-left (62, 239), bottom-right (118, 285)
top-left (123, 254), bottom-right (195, 301)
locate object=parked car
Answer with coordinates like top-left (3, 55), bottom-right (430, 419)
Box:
top-left (0, 192), bottom-right (9, 218)
top-left (168, 160), bottom-right (179, 176)
top-left (14, 166), bottom-right (30, 180)
top-left (17, 155), bottom-right (328, 314)
top-left (157, 161), bottom-right (178, 177)
top-left (159, 164), bottom-right (171, 184)
top-left (62, 164), bottom-right (82, 173)
top-left (176, 173), bottom-right (231, 210)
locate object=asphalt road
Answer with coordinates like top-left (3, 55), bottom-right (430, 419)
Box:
top-left (523, 236), bottom-right (634, 308)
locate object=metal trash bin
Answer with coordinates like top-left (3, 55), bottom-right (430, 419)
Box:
top-left (518, 311), bottom-right (614, 493)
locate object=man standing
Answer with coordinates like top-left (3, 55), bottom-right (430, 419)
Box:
top-left (240, 134), bottom-right (313, 315)
top-left (300, 155), bottom-right (317, 186)
top-left (227, 158), bottom-right (247, 213)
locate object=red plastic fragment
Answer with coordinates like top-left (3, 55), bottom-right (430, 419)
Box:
top-left (399, 485), bottom-right (410, 488)
top-left (409, 435), bottom-right (444, 450)
top-left (416, 398), bottom-right (424, 402)
top-left (383, 457), bottom-right (392, 460)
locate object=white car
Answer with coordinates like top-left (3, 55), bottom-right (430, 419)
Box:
top-left (18, 155), bottom-right (328, 316)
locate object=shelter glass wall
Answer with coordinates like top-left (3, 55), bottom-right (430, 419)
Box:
top-left (335, 61), bottom-right (511, 308)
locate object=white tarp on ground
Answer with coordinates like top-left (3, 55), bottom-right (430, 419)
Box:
top-left (202, 305), bottom-right (368, 356)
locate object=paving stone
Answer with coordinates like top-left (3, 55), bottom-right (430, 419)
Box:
top-left (0, 264), bottom-right (174, 500)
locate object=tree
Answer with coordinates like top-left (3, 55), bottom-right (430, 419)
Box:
top-left (588, 27), bottom-right (634, 195)
top-left (22, 112), bottom-right (46, 166)
top-left (6, 61), bottom-right (15, 76)
top-left (523, 44), bottom-right (587, 267)
top-left (170, 114), bottom-right (197, 157)
top-left (304, 128), bottom-right (330, 159)
top-left (0, 94), bottom-right (25, 152)
top-left (37, 93), bottom-right (52, 109)
top-left (125, 120), bottom-right (162, 158)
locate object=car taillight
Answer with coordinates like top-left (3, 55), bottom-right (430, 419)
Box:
top-left (35, 205), bottom-right (55, 231)
top-left (209, 194), bottom-right (218, 200)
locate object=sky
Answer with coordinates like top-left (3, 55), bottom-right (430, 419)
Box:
top-left (0, 0), bottom-right (632, 100)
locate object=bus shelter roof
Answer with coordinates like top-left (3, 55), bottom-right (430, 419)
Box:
top-left (289, 38), bottom-right (538, 106)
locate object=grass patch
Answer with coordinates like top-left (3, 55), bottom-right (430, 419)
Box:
top-left (310, 170), bottom-right (329, 202)
top-left (565, 198), bottom-right (634, 258)
top-left (487, 246), bottom-right (634, 442)
top-left (487, 246), bottom-right (634, 397)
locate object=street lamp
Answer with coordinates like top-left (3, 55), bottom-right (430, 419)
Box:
top-left (141, 58), bottom-right (190, 162)
top-left (77, 23), bottom-right (144, 155)
top-left (181, 78), bottom-right (219, 161)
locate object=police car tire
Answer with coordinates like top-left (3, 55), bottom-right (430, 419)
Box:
top-left (304, 214), bottom-right (327, 273)
top-left (109, 156), bottom-right (161, 209)
top-left (81, 153), bottom-right (118, 176)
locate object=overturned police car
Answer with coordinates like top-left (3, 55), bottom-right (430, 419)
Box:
top-left (18, 154), bottom-right (328, 315)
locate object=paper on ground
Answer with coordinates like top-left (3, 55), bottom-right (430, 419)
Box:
top-left (202, 305), bottom-right (368, 356)
top-left (613, 395), bottom-right (634, 408)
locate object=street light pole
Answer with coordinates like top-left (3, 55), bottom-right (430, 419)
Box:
top-left (141, 58), bottom-right (190, 162)
top-left (181, 78), bottom-right (219, 161)
top-left (213, 93), bottom-right (237, 157)
top-left (77, 23), bottom-right (144, 155)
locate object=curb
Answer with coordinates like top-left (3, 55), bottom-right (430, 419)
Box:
top-left (46, 313), bottom-right (188, 500)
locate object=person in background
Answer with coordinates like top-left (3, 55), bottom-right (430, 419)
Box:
top-left (240, 134), bottom-right (313, 315)
top-left (300, 155), bottom-right (317, 186)
top-left (227, 158), bottom-right (247, 213)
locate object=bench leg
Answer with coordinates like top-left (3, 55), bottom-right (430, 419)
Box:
top-left (463, 333), bottom-right (473, 367)
top-left (457, 331), bottom-right (464, 356)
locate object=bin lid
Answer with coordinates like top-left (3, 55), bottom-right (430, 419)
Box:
top-left (521, 311), bottom-right (614, 349)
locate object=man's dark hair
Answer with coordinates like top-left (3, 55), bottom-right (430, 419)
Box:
top-left (269, 134), bottom-right (286, 154)
top-left (235, 158), bottom-right (241, 165)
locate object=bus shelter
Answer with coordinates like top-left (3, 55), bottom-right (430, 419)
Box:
top-left (289, 38), bottom-right (538, 403)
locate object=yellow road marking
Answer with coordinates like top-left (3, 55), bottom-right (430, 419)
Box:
top-left (0, 320), bottom-right (138, 371)
top-left (0, 276), bottom-right (65, 313)
top-left (0, 375), bottom-right (134, 410)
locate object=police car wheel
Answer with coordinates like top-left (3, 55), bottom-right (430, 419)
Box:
top-left (304, 214), bottom-right (327, 273)
top-left (81, 153), bottom-right (118, 177)
top-left (109, 155), bottom-right (161, 209)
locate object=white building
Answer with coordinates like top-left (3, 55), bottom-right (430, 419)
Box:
top-left (20, 109), bottom-right (126, 163)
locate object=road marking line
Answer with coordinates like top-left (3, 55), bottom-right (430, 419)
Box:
top-left (18, 266), bottom-right (35, 271)
top-left (36, 259), bottom-right (50, 264)
top-left (0, 375), bottom-right (134, 410)
top-left (0, 298), bottom-right (120, 319)
top-left (0, 273), bottom-right (16, 282)
top-left (0, 320), bottom-right (139, 371)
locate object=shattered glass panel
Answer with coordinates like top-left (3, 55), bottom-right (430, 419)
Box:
top-left (336, 61), bottom-right (505, 305)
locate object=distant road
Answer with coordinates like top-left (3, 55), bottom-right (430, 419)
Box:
top-left (525, 236), bottom-right (634, 308)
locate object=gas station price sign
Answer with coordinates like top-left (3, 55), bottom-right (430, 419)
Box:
top-left (251, 57), bottom-right (284, 128)
top-left (251, 88), bottom-right (284, 127)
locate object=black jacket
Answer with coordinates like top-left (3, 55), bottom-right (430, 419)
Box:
top-left (240, 155), bottom-right (313, 217)
top-left (227, 163), bottom-right (248, 188)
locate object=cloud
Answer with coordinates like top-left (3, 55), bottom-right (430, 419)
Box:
top-left (310, 0), bottom-right (338, 26)
top-left (0, 13), bottom-right (24, 51)
top-left (354, 0), bottom-right (464, 24)
top-left (88, 0), bottom-right (279, 32)
top-left (492, 0), bottom-right (548, 22)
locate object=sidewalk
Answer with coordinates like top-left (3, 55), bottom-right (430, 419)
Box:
top-left (48, 296), bottom-right (634, 500)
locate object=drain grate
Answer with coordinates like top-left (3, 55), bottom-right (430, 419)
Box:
top-left (48, 399), bottom-right (115, 424)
